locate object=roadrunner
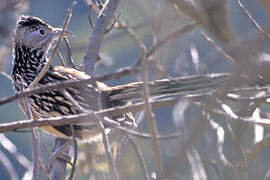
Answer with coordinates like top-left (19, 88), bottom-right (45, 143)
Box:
top-left (11, 15), bottom-right (227, 141)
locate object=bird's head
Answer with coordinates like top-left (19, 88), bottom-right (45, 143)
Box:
top-left (15, 15), bottom-right (71, 51)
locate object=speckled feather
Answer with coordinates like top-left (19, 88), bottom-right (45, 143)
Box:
top-left (11, 16), bottom-right (135, 140)
top-left (11, 16), bottom-right (227, 141)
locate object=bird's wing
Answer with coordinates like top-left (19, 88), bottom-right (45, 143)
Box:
top-left (52, 66), bottom-right (136, 128)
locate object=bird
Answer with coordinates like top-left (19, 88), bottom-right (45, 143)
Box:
top-left (11, 15), bottom-right (227, 141)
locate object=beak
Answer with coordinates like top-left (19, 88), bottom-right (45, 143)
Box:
top-left (52, 27), bottom-right (73, 37)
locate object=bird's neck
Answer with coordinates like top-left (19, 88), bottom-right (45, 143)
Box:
top-left (11, 43), bottom-right (47, 90)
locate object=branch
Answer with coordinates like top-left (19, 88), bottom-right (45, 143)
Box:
top-left (139, 25), bottom-right (164, 179)
top-left (126, 135), bottom-right (150, 180)
top-left (81, 1), bottom-right (122, 178)
top-left (0, 98), bottom-right (178, 133)
top-left (68, 125), bottom-right (77, 180)
top-left (236, 134), bottom-right (270, 172)
top-left (236, 0), bottom-right (270, 39)
top-left (22, 98), bottom-right (40, 180)
top-left (0, 149), bottom-right (19, 180)
top-left (50, 139), bottom-right (70, 180)
top-left (83, 0), bottom-right (121, 75)
top-left (97, 21), bottom-right (196, 81)
top-left (0, 134), bottom-right (32, 169)
top-left (201, 32), bottom-right (236, 66)
top-left (63, 37), bottom-right (76, 69)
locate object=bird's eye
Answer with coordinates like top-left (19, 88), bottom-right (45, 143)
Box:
top-left (39, 29), bottom-right (46, 36)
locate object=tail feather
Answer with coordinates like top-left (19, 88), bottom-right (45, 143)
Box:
top-left (105, 73), bottom-right (230, 104)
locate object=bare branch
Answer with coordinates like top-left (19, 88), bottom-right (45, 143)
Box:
top-left (39, 159), bottom-right (50, 180)
top-left (0, 134), bottom-right (32, 169)
top-left (236, 0), bottom-right (270, 39)
top-left (88, 4), bottom-right (95, 29)
top-left (63, 89), bottom-right (119, 180)
top-left (0, 149), bottom-right (19, 180)
top-left (68, 125), bottom-right (78, 180)
top-left (22, 98), bottom-right (40, 180)
top-left (236, 134), bottom-right (270, 172)
top-left (126, 135), bottom-right (151, 180)
top-left (97, 119), bottom-right (119, 180)
top-left (201, 32), bottom-right (236, 66)
top-left (139, 26), bottom-right (164, 179)
top-left (83, 0), bottom-right (120, 75)
top-left (57, 50), bottom-right (65, 66)
top-left (0, 71), bottom-right (11, 80)
top-left (210, 120), bottom-right (235, 168)
top-left (0, 97), bottom-right (178, 133)
top-left (105, 10), bottom-right (121, 34)
top-left (50, 139), bottom-right (71, 180)
top-left (31, 128), bottom-right (40, 180)
top-left (63, 37), bottom-right (76, 69)
top-left (98, 21), bottom-right (197, 81)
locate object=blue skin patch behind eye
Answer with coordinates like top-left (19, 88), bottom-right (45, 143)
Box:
top-left (25, 28), bottom-right (55, 47)
top-left (25, 28), bottom-right (46, 44)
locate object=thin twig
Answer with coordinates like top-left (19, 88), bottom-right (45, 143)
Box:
top-left (145, 22), bottom-right (196, 63)
top-left (116, 21), bottom-right (145, 65)
top-left (60, 91), bottom-right (78, 180)
top-left (236, 0), bottom-right (270, 39)
top-left (86, 0), bottom-right (120, 34)
top-left (0, 134), bottom-right (32, 169)
top-left (0, 71), bottom-right (11, 80)
top-left (28, 1), bottom-right (76, 88)
top-left (210, 119), bottom-right (235, 168)
top-left (31, 128), bottom-right (40, 180)
top-left (139, 27), bottom-right (164, 179)
top-left (97, 119), bottom-right (119, 180)
top-left (50, 139), bottom-right (71, 180)
top-left (5, 92), bottom-right (270, 135)
top-left (63, 90), bottom-right (119, 180)
top-left (209, 160), bottom-right (222, 179)
top-left (0, 149), bottom-right (19, 180)
top-left (23, 98), bottom-right (40, 180)
top-left (129, 131), bottom-right (181, 140)
top-left (236, 134), bottom-right (270, 172)
top-left (68, 125), bottom-right (78, 180)
top-left (0, 97), bottom-right (178, 134)
top-left (83, 0), bottom-right (120, 75)
top-left (126, 135), bottom-right (151, 180)
top-left (98, 22), bottom-right (196, 81)
top-left (88, 5), bottom-right (95, 29)
top-left (49, 140), bottom-right (73, 167)
top-left (0, 134), bottom-right (33, 180)
top-left (39, 159), bottom-right (50, 180)
top-left (105, 11), bottom-right (121, 34)
top-left (149, 1), bottom-right (167, 78)
top-left (148, 57), bottom-right (168, 78)
top-left (63, 37), bottom-right (76, 69)
top-left (57, 50), bottom-right (65, 66)
top-left (8, 121), bottom-right (181, 140)
top-left (201, 32), bottom-right (236, 65)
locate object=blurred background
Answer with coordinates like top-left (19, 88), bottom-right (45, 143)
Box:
top-left (1, 0), bottom-right (270, 179)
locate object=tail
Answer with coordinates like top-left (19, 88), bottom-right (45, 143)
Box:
top-left (103, 73), bottom-right (230, 105)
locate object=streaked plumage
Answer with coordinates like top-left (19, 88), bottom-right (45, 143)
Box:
top-left (11, 15), bottom-right (227, 141)
top-left (12, 16), bottom-right (135, 141)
